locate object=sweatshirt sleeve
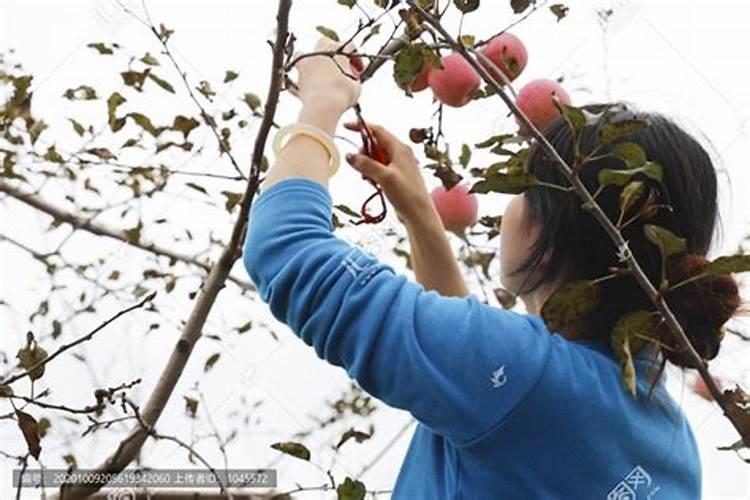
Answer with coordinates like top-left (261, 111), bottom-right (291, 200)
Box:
top-left (242, 176), bottom-right (554, 446)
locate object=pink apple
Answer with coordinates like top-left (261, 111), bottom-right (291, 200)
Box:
top-left (399, 63), bottom-right (432, 93)
top-left (427, 53), bottom-right (481, 108)
top-left (515, 79), bottom-right (571, 134)
top-left (430, 183), bottom-right (479, 235)
top-left (479, 32), bottom-right (528, 84)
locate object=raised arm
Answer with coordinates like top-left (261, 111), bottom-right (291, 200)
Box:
top-left (243, 176), bottom-right (553, 445)
top-left (244, 37), bottom-right (554, 445)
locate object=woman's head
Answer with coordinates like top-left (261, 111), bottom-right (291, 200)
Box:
top-left (499, 102), bottom-right (744, 368)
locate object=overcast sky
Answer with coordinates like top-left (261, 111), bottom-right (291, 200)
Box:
top-left (1, 1), bottom-right (749, 498)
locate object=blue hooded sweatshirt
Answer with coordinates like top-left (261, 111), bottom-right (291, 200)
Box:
top-left (242, 176), bottom-right (701, 499)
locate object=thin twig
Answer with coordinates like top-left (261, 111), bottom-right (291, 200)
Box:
top-left (2, 294), bottom-right (155, 386)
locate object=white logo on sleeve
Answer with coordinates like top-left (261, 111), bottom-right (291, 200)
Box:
top-left (607, 465), bottom-right (660, 499)
top-left (490, 365), bottom-right (507, 388)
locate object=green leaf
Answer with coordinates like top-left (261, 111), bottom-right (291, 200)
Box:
top-left (337, 477), bottom-right (366, 500)
top-left (172, 115), bottom-right (200, 139)
top-left (37, 417), bottom-right (51, 438)
top-left (242, 92), bottom-right (262, 112)
top-left (44, 146), bottom-right (65, 164)
top-left (196, 80), bottom-right (216, 99)
top-left (224, 70), bottom-right (239, 83)
top-left (613, 142), bottom-right (647, 168)
top-left (186, 182), bottom-right (208, 195)
top-left (68, 118), bottom-right (86, 136)
top-left (470, 173), bottom-right (538, 195)
top-left (270, 441), bottom-right (311, 461)
top-left (334, 204), bottom-right (360, 218)
top-left (204, 352), bottom-right (221, 372)
top-left (52, 319), bottom-right (62, 339)
top-left (221, 191), bottom-right (242, 212)
top-left (598, 161), bottom-right (663, 187)
top-left (62, 85), bottom-right (98, 100)
top-left (610, 310), bottom-right (658, 397)
top-left (552, 97), bottom-right (585, 132)
top-left (183, 396), bottom-right (199, 418)
top-left (335, 428), bottom-right (373, 450)
top-left (148, 72), bottom-right (176, 94)
top-left (28, 120), bottom-right (48, 145)
top-left (63, 454), bottom-right (77, 468)
top-left (85, 147), bottom-right (117, 160)
top-left (121, 70), bottom-right (147, 91)
top-left (236, 320), bottom-right (253, 334)
top-left (541, 280), bottom-right (600, 332)
top-left (618, 180), bottom-right (645, 220)
top-left (362, 23), bottom-right (381, 45)
top-left (15, 410), bottom-right (41, 459)
top-left (459, 144), bottom-right (471, 168)
top-left (337, 0), bottom-right (357, 8)
top-left (127, 112), bottom-right (162, 137)
top-left (316, 26), bottom-right (340, 42)
top-left (598, 118), bottom-right (650, 143)
top-left (107, 92), bottom-right (127, 131)
top-left (124, 220), bottom-right (143, 244)
top-left (157, 23), bottom-right (174, 43)
top-left (704, 254), bottom-right (750, 276)
top-left (393, 43), bottom-right (424, 88)
top-left (454, 0), bottom-right (480, 14)
top-left (510, 0), bottom-right (534, 14)
top-left (549, 3), bottom-right (569, 22)
top-left (140, 52), bottom-right (160, 66)
top-left (644, 224), bottom-right (686, 260)
top-left (87, 42), bottom-right (115, 55)
top-left (16, 331), bottom-right (48, 381)
top-left (474, 134), bottom-right (515, 149)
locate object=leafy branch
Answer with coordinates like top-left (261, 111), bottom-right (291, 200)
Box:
top-left (405, 0), bottom-right (750, 454)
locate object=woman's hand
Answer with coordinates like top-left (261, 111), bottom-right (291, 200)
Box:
top-left (289, 37), bottom-right (362, 112)
top-left (343, 121), bottom-right (435, 225)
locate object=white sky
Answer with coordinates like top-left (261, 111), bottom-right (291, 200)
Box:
top-left (1, 1), bottom-right (749, 498)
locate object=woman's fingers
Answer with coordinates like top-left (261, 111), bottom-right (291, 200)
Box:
top-left (345, 152), bottom-right (392, 185)
top-left (343, 121), bottom-right (406, 159)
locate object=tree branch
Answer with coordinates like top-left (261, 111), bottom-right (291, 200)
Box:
top-left (57, 1), bottom-right (294, 497)
top-left (2, 294), bottom-right (154, 386)
top-left (0, 180), bottom-right (255, 292)
top-left (405, 0), bottom-right (749, 449)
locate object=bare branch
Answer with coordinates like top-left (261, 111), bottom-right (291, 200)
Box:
top-left (2, 294), bottom-right (154, 386)
top-left (0, 181), bottom-right (255, 292)
top-left (57, 2), bottom-right (294, 497)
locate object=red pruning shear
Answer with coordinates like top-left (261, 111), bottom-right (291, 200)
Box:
top-left (351, 102), bottom-right (391, 225)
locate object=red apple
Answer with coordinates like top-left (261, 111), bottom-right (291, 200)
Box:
top-left (399, 63), bottom-right (432, 93)
top-left (430, 184), bottom-right (479, 235)
top-left (479, 32), bottom-right (528, 84)
top-left (427, 53), bottom-right (481, 108)
top-left (692, 375), bottom-right (724, 402)
top-left (515, 79), bottom-right (571, 134)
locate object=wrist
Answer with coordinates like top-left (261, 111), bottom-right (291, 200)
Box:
top-left (298, 96), bottom-right (348, 134)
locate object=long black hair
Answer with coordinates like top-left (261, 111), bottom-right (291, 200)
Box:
top-left (509, 102), bottom-right (744, 369)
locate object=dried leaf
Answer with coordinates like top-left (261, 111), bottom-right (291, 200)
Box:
top-left (270, 441), bottom-right (310, 461)
top-left (541, 280), bottom-right (600, 332)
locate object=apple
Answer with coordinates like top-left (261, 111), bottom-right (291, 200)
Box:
top-left (515, 78), bottom-right (571, 134)
top-left (427, 53), bottom-right (481, 108)
top-left (399, 63), bottom-right (432, 93)
top-left (479, 32), bottom-right (528, 84)
top-left (430, 183), bottom-right (479, 235)
top-left (692, 375), bottom-right (724, 402)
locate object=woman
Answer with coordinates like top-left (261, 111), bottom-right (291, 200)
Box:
top-left (243, 38), bottom-right (743, 498)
